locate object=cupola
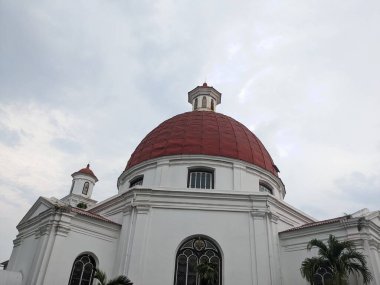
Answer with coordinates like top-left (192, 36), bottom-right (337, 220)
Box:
top-left (61, 164), bottom-right (98, 208)
top-left (188, 83), bottom-right (222, 112)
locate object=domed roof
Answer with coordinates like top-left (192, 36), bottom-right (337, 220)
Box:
top-left (126, 111), bottom-right (279, 176)
top-left (72, 164), bottom-right (98, 181)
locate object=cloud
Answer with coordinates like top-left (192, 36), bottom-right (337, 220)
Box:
top-left (50, 138), bottom-right (82, 154)
top-left (335, 172), bottom-right (380, 210)
top-left (0, 124), bottom-right (23, 147)
top-left (1, 0), bottom-right (380, 263)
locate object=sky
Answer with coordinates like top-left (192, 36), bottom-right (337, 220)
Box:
top-left (1, 0), bottom-right (380, 262)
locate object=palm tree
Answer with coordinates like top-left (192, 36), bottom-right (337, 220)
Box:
top-left (196, 260), bottom-right (218, 285)
top-left (94, 269), bottom-right (133, 285)
top-left (300, 235), bottom-right (373, 285)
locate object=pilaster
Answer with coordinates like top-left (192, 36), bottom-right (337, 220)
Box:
top-left (250, 209), bottom-right (281, 285)
top-left (125, 204), bottom-right (151, 285)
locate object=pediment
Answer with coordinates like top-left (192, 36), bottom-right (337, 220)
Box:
top-left (18, 197), bottom-right (56, 226)
top-left (366, 211), bottom-right (380, 227)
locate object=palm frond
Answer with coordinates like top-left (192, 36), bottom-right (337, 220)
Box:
top-left (94, 269), bottom-right (107, 285)
top-left (94, 269), bottom-right (133, 285)
top-left (301, 235), bottom-right (373, 285)
top-left (107, 275), bottom-right (133, 285)
top-left (300, 257), bottom-right (326, 283)
top-left (307, 238), bottom-right (328, 257)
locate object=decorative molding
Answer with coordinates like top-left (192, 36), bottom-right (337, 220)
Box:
top-left (56, 223), bottom-right (71, 237)
top-left (123, 205), bottom-right (133, 214)
top-left (35, 224), bottom-right (52, 239)
top-left (251, 209), bottom-right (270, 219)
top-left (13, 235), bottom-right (23, 247)
top-left (368, 239), bottom-right (379, 250)
top-left (135, 204), bottom-right (150, 214)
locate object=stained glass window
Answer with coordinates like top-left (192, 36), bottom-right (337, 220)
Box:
top-left (174, 236), bottom-right (222, 285)
top-left (68, 254), bottom-right (96, 285)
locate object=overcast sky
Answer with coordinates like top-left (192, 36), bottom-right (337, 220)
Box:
top-left (1, 0), bottom-right (380, 262)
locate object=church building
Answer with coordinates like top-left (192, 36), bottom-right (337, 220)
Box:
top-left (2, 84), bottom-right (380, 285)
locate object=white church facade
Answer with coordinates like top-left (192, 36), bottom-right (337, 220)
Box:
top-left (2, 84), bottom-right (380, 285)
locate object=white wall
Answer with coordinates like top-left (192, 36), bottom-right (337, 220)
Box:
top-left (93, 188), bottom-right (314, 285)
top-left (7, 207), bottom-right (121, 285)
top-left (0, 270), bottom-right (22, 285)
top-left (43, 217), bottom-right (120, 285)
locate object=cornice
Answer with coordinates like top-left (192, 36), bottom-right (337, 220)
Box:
top-left (250, 209), bottom-right (279, 223)
top-left (92, 189), bottom-right (312, 229)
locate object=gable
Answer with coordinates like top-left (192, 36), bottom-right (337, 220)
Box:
top-left (18, 197), bottom-right (55, 226)
top-left (29, 203), bottom-right (50, 220)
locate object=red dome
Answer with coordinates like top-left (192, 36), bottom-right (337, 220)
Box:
top-left (126, 112), bottom-right (279, 176)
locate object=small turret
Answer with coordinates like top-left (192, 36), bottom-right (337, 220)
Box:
top-left (61, 164), bottom-right (98, 208)
top-left (188, 83), bottom-right (222, 112)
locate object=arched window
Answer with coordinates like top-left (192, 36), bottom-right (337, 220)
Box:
top-left (211, 99), bottom-right (214, 111)
top-left (194, 98), bottom-right (198, 110)
top-left (259, 183), bottom-right (273, 195)
top-left (174, 236), bottom-right (222, 285)
top-left (82, 182), bottom-right (89, 195)
top-left (202, 96), bottom-right (207, 108)
top-left (129, 175), bottom-right (144, 188)
top-left (68, 254), bottom-right (96, 285)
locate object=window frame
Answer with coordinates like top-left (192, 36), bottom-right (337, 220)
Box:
top-left (129, 175), bottom-right (144, 188)
top-left (174, 235), bottom-right (222, 285)
top-left (187, 167), bottom-right (215, 189)
top-left (82, 182), bottom-right (89, 195)
top-left (68, 254), bottom-right (96, 285)
top-left (259, 182), bottom-right (273, 195)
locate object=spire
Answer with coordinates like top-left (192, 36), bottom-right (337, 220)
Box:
top-left (188, 83), bottom-right (222, 112)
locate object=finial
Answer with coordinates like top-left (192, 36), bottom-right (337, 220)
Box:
top-left (202, 82), bottom-right (208, 87)
top-left (87, 163), bottom-right (90, 168)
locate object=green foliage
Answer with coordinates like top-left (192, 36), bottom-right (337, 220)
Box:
top-left (196, 260), bottom-right (218, 285)
top-left (94, 269), bottom-right (133, 285)
top-left (300, 235), bottom-right (373, 285)
top-left (76, 202), bottom-right (87, 209)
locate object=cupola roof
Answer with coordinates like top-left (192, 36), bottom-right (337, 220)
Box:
top-left (72, 164), bottom-right (98, 181)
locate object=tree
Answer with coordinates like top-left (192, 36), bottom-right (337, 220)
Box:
top-left (76, 202), bottom-right (87, 209)
top-left (94, 269), bottom-right (133, 285)
top-left (300, 235), bottom-right (373, 285)
top-left (196, 260), bottom-right (218, 285)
